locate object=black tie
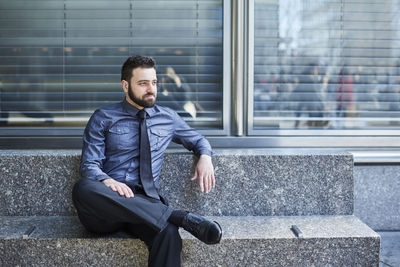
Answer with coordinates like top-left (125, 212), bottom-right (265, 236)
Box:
top-left (138, 109), bottom-right (159, 200)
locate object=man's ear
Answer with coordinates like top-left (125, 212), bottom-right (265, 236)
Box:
top-left (121, 80), bottom-right (129, 93)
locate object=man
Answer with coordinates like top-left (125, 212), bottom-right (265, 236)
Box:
top-left (72, 55), bottom-right (222, 267)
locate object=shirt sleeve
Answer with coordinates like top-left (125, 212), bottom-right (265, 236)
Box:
top-left (80, 110), bottom-right (112, 181)
top-left (171, 111), bottom-right (213, 157)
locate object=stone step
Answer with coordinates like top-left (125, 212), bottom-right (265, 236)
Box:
top-left (0, 215), bottom-right (379, 266)
top-left (0, 149), bottom-right (354, 216)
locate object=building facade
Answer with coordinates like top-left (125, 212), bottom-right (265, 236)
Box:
top-left (0, 0), bottom-right (399, 150)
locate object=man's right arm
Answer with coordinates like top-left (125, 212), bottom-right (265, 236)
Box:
top-left (80, 110), bottom-right (134, 198)
top-left (80, 110), bottom-right (111, 181)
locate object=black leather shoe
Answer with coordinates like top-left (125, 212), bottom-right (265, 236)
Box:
top-left (182, 213), bottom-right (222, 245)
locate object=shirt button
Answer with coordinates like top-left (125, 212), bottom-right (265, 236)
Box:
top-left (126, 174), bottom-right (129, 177)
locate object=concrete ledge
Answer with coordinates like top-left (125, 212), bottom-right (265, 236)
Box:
top-left (354, 165), bottom-right (400, 231)
top-left (351, 151), bottom-right (400, 163)
top-left (0, 215), bottom-right (379, 266)
top-left (378, 231), bottom-right (400, 267)
top-left (0, 149), bottom-right (354, 216)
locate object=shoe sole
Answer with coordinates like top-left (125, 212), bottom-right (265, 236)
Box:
top-left (213, 221), bottom-right (222, 244)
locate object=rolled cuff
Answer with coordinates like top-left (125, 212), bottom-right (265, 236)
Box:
top-left (85, 173), bottom-right (112, 182)
top-left (196, 149), bottom-right (213, 158)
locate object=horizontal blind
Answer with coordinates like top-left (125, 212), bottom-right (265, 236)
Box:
top-left (0, 0), bottom-right (223, 129)
top-left (253, 0), bottom-right (400, 131)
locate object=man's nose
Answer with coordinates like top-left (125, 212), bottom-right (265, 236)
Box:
top-left (145, 87), bottom-right (154, 95)
top-left (148, 83), bottom-right (157, 92)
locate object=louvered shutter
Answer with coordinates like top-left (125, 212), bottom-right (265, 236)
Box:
top-left (0, 0), bottom-right (224, 129)
top-left (253, 0), bottom-right (400, 131)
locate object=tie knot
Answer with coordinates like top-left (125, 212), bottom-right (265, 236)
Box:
top-left (138, 109), bottom-right (147, 120)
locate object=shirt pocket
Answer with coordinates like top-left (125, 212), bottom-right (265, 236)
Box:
top-left (149, 128), bottom-right (171, 151)
top-left (107, 124), bottom-right (138, 150)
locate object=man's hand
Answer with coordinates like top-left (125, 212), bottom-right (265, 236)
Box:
top-left (102, 178), bottom-right (134, 198)
top-left (191, 154), bottom-right (215, 193)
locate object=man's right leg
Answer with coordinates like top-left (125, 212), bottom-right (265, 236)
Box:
top-left (72, 178), bottom-right (220, 264)
top-left (72, 178), bottom-right (173, 233)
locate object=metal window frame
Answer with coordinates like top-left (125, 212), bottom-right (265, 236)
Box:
top-left (231, 0), bottom-right (245, 136)
top-left (201, 0), bottom-right (231, 136)
top-left (246, 0), bottom-right (400, 147)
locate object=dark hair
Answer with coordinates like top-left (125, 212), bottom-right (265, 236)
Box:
top-left (121, 55), bottom-right (156, 81)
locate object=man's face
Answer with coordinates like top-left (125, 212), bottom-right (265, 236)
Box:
top-left (123, 67), bottom-right (157, 109)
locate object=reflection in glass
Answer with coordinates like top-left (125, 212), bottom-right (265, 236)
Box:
top-left (253, 0), bottom-right (400, 130)
top-left (0, 0), bottom-right (224, 129)
top-left (159, 66), bottom-right (204, 119)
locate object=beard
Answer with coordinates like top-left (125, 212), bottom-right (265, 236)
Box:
top-left (128, 83), bottom-right (156, 108)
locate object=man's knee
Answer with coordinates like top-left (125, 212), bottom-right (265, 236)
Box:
top-left (73, 178), bottom-right (101, 196)
top-left (72, 178), bottom-right (105, 207)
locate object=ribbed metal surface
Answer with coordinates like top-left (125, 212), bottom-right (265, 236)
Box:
top-left (0, 0), bottom-right (225, 129)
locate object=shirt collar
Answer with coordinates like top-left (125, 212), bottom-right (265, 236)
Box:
top-left (121, 98), bottom-right (158, 117)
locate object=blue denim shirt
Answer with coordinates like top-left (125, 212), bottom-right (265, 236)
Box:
top-left (80, 99), bottom-right (212, 189)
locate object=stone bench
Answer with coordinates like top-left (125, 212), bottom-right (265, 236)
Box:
top-left (0, 215), bottom-right (379, 266)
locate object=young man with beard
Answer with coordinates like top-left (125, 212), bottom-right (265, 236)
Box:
top-left (72, 55), bottom-right (222, 267)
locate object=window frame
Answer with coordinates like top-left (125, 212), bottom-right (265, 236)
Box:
top-left (246, 0), bottom-right (400, 147)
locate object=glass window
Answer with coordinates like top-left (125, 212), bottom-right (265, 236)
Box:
top-left (0, 0), bottom-right (224, 130)
top-left (252, 0), bottom-right (400, 132)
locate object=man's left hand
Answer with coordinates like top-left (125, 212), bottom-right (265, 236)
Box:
top-left (191, 154), bottom-right (215, 193)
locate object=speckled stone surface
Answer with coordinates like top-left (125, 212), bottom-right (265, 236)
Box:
top-left (160, 150), bottom-right (354, 217)
top-left (0, 150), bottom-right (80, 216)
top-left (0, 215), bottom-right (379, 266)
top-left (354, 165), bottom-right (400, 231)
top-left (0, 149), bottom-right (353, 216)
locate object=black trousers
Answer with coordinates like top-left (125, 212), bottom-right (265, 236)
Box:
top-left (72, 178), bottom-right (182, 267)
